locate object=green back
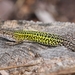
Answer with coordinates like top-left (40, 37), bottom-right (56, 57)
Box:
top-left (13, 30), bottom-right (63, 46)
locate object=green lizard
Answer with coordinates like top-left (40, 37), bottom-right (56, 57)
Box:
top-left (0, 29), bottom-right (75, 51)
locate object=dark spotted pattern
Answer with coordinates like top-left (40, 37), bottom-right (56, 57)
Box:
top-left (13, 30), bottom-right (63, 46)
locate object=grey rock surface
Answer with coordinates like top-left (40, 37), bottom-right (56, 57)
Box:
top-left (0, 20), bottom-right (75, 75)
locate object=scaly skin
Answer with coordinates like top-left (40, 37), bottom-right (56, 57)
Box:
top-left (0, 29), bottom-right (75, 51)
top-left (13, 30), bottom-right (63, 46)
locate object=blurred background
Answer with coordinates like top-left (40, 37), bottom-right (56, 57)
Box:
top-left (0, 0), bottom-right (75, 23)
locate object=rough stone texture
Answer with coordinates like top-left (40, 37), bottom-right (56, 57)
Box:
top-left (0, 20), bottom-right (75, 75)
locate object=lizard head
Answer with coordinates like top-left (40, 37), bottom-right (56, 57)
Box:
top-left (0, 29), bottom-right (15, 41)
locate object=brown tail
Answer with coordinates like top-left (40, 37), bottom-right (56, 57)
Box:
top-left (62, 39), bottom-right (75, 52)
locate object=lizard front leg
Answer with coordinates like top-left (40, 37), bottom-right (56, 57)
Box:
top-left (5, 40), bottom-right (23, 46)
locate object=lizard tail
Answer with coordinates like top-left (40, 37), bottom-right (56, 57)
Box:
top-left (62, 39), bottom-right (75, 52)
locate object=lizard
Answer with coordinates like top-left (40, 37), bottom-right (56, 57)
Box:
top-left (0, 29), bottom-right (75, 52)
